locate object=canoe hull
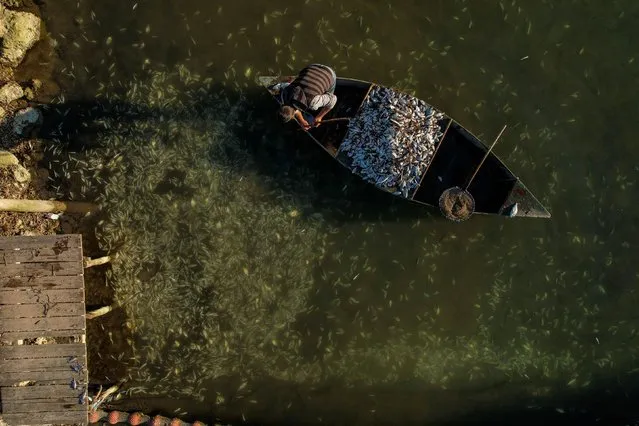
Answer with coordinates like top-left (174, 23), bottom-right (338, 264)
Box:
top-left (259, 76), bottom-right (550, 219)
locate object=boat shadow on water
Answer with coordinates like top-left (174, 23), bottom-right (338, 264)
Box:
top-left (37, 83), bottom-right (445, 225)
top-left (35, 87), bottom-right (639, 426)
top-left (237, 87), bottom-right (445, 225)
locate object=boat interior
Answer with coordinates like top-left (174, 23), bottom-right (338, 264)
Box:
top-left (412, 123), bottom-right (518, 213)
top-left (291, 78), bottom-right (519, 214)
top-left (306, 79), bottom-right (374, 155)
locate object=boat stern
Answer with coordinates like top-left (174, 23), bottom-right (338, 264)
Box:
top-left (258, 75), bottom-right (297, 95)
top-left (258, 76), bottom-right (283, 96)
top-left (499, 179), bottom-right (551, 218)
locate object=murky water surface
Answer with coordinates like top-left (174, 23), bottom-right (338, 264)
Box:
top-left (38, 0), bottom-right (638, 424)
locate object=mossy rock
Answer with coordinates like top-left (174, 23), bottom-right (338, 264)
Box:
top-left (0, 149), bottom-right (19, 166)
top-left (13, 163), bottom-right (29, 182)
top-left (0, 1), bottom-right (24, 7)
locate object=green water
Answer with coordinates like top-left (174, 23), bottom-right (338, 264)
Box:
top-left (38, 0), bottom-right (639, 424)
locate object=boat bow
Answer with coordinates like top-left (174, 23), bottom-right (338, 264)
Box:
top-left (499, 179), bottom-right (551, 218)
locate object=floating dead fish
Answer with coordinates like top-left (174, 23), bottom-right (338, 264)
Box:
top-left (78, 388), bottom-right (88, 405)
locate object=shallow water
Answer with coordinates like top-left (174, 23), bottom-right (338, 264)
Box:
top-left (38, 0), bottom-right (639, 424)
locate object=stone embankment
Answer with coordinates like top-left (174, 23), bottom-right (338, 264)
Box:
top-left (0, 0), bottom-right (61, 236)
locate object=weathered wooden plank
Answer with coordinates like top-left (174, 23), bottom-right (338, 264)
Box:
top-left (0, 355), bottom-right (85, 373)
top-left (1, 316), bottom-right (85, 333)
top-left (0, 261), bottom-right (84, 278)
top-left (0, 288), bottom-right (83, 304)
top-left (2, 400), bottom-right (85, 412)
top-left (2, 411), bottom-right (87, 425)
top-left (1, 247), bottom-right (82, 263)
top-left (2, 384), bottom-right (82, 400)
top-left (0, 370), bottom-right (84, 386)
top-left (0, 302), bottom-right (85, 319)
top-left (0, 275), bottom-right (84, 289)
top-left (0, 234), bottom-right (82, 250)
top-left (0, 343), bottom-right (85, 359)
top-left (0, 329), bottom-right (86, 340)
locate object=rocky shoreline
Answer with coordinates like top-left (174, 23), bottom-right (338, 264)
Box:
top-left (0, 0), bottom-right (66, 236)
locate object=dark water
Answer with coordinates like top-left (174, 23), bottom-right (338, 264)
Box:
top-left (37, 0), bottom-right (639, 424)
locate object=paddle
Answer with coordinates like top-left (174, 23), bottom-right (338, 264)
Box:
top-left (296, 116), bottom-right (351, 131)
top-left (316, 117), bottom-right (351, 124)
top-left (438, 124), bottom-right (508, 222)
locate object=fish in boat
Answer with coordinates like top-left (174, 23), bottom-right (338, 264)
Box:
top-left (259, 75), bottom-right (550, 219)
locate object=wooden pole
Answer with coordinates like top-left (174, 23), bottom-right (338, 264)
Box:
top-left (84, 256), bottom-right (111, 268)
top-left (319, 117), bottom-right (351, 124)
top-left (297, 117), bottom-right (351, 132)
top-left (86, 305), bottom-right (115, 320)
top-left (0, 199), bottom-right (97, 213)
top-left (464, 125), bottom-right (508, 191)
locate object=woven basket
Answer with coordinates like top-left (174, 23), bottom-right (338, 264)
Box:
top-left (438, 186), bottom-right (475, 222)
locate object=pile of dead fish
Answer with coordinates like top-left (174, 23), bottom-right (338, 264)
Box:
top-left (337, 86), bottom-right (446, 197)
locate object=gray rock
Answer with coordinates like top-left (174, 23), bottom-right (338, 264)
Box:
top-left (0, 149), bottom-right (19, 166)
top-left (12, 106), bottom-right (41, 135)
top-left (0, 81), bottom-right (23, 104)
top-left (0, 4), bottom-right (41, 67)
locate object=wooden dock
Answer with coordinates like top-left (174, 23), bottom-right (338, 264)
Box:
top-left (0, 235), bottom-right (88, 426)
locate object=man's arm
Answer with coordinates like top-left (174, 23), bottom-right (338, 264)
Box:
top-left (293, 110), bottom-right (311, 130)
top-left (315, 105), bottom-right (333, 122)
top-left (309, 94), bottom-right (338, 125)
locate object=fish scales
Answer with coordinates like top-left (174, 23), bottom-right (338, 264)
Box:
top-left (337, 86), bottom-right (445, 197)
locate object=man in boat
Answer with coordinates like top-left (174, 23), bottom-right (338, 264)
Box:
top-left (272, 64), bottom-right (337, 130)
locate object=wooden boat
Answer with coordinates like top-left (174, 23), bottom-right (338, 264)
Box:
top-left (259, 76), bottom-right (551, 219)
